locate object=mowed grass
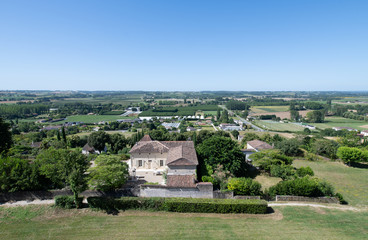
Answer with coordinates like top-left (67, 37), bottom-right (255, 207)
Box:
top-left (1, 205), bottom-right (367, 240)
top-left (255, 175), bottom-right (282, 190)
top-left (254, 120), bottom-right (305, 132)
top-left (313, 117), bottom-right (368, 131)
top-left (52, 115), bottom-right (134, 124)
top-left (251, 106), bottom-right (289, 114)
top-left (293, 160), bottom-right (368, 207)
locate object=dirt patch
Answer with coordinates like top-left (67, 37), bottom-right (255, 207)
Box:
top-left (359, 125), bottom-right (368, 129)
top-left (313, 207), bottom-right (326, 215)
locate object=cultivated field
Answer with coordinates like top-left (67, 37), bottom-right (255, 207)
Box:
top-left (52, 115), bottom-right (134, 124)
top-left (250, 106), bottom-right (289, 114)
top-left (293, 160), bottom-right (368, 207)
top-left (253, 120), bottom-right (306, 132)
top-left (250, 110), bottom-right (310, 119)
top-left (0, 205), bottom-right (367, 240)
top-left (312, 117), bottom-right (368, 131)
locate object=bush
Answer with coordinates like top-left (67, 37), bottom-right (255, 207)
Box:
top-left (55, 195), bottom-right (83, 209)
top-left (87, 197), bottom-right (268, 214)
top-left (268, 176), bottom-right (335, 198)
top-left (335, 192), bottom-right (348, 205)
top-left (227, 178), bottom-right (262, 196)
top-left (270, 164), bottom-right (296, 180)
top-left (304, 152), bottom-right (322, 161)
top-left (296, 166), bottom-right (314, 177)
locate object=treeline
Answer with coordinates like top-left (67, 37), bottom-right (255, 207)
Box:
top-left (139, 104), bottom-right (219, 116)
top-left (0, 103), bottom-right (49, 119)
top-left (225, 100), bottom-right (249, 110)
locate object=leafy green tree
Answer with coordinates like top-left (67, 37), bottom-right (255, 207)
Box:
top-left (227, 177), bottom-right (262, 195)
top-left (220, 110), bottom-right (229, 123)
top-left (311, 139), bottom-right (339, 159)
top-left (296, 166), bottom-right (314, 177)
top-left (231, 130), bottom-right (239, 140)
top-left (275, 138), bottom-right (303, 156)
top-left (306, 110), bottom-right (325, 123)
top-left (196, 136), bottom-right (247, 178)
top-left (61, 127), bottom-right (67, 143)
top-left (216, 109), bottom-right (221, 121)
top-left (270, 164), bottom-right (296, 180)
top-left (109, 134), bottom-right (127, 154)
top-left (88, 155), bottom-right (129, 191)
top-left (337, 147), bottom-right (363, 166)
top-left (88, 131), bottom-right (110, 152)
top-left (0, 118), bottom-right (13, 154)
top-left (250, 149), bottom-right (293, 172)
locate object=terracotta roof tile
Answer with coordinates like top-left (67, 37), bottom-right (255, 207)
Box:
top-left (166, 175), bottom-right (197, 188)
top-left (247, 140), bottom-right (273, 151)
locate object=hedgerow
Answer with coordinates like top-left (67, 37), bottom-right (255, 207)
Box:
top-left (87, 197), bottom-right (268, 214)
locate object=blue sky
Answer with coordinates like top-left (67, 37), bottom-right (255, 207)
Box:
top-left (0, 0), bottom-right (367, 91)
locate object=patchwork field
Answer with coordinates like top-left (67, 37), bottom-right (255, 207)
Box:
top-left (293, 160), bottom-right (368, 207)
top-left (1, 205), bottom-right (367, 240)
top-left (52, 115), bottom-right (134, 124)
top-left (253, 120), bottom-right (306, 132)
top-left (250, 106), bottom-right (289, 114)
top-left (250, 110), bottom-right (310, 119)
top-left (312, 117), bottom-right (368, 131)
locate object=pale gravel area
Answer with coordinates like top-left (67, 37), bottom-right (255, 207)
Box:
top-left (269, 202), bottom-right (365, 212)
top-left (0, 199), bottom-right (55, 207)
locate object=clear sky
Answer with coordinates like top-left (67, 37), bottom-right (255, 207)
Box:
top-left (0, 0), bottom-right (367, 91)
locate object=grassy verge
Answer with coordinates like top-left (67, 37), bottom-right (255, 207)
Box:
top-left (1, 205), bottom-right (367, 240)
top-left (293, 159), bottom-right (368, 206)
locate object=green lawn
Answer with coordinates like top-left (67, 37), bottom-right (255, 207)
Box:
top-left (293, 160), bottom-right (368, 207)
top-left (253, 120), bottom-right (305, 132)
top-left (51, 115), bottom-right (134, 124)
top-left (203, 111), bottom-right (219, 116)
top-left (312, 117), bottom-right (368, 131)
top-left (251, 106), bottom-right (289, 114)
top-left (1, 205), bottom-right (367, 240)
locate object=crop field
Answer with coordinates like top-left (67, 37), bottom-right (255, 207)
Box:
top-left (203, 110), bottom-right (219, 116)
top-left (1, 205), bottom-right (367, 240)
top-left (52, 115), bottom-right (134, 124)
top-left (253, 120), bottom-right (305, 132)
top-left (139, 105), bottom-right (219, 117)
top-left (52, 96), bottom-right (143, 106)
top-left (312, 117), bottom-right (368, 131)
top-left (293, 160), bottom-right (368, 206)
top-left (250, 106), bottom-right (289, 114)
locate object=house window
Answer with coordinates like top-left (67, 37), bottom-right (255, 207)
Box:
top-left (138, 160), bottom-right (143, 167)
top-left (160, 160), bottom-right (164, 167)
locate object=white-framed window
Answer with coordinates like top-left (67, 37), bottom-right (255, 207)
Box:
top-left (160, 160), bottom-right (164, 167)
top-left (138, 160), bottom-right (143, 167)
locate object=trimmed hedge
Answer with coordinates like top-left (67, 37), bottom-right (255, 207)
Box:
top-left (55, 195), bottom-right (83, 209)
top-left (87, 197), bottom-right (267, 214)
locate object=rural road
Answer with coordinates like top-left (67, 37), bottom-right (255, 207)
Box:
top-left (219, 105), bottom-right (264, 132)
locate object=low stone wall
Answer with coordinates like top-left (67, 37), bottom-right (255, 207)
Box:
top-left (213, 190), bottom-right (234, 199)
top-left (276, 195), bottom-right (339, 204)
top-left (234, 196), bottom-right (261, 200)
top-left (0, 188), bottom-right (140, 203)
top-left (140, 184), bottom-right (213, 198)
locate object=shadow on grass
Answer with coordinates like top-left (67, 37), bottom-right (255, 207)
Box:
top-left (350, 162), bottom-right (368, 169)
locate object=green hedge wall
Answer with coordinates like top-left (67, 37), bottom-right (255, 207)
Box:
top-left (87, 197), bottom-right (267, 214)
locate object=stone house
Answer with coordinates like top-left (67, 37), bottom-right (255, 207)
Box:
top-left (129, 135), bottom-right (198, 187)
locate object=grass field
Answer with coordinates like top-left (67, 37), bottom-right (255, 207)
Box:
top-left (312, 117), bottom-right (368, 131)
top-left (52, 115), bottom-right (134, 124)
top-left (1, 205), bottom-right (367, 240)
top-left (293, 160), bottom-right (368, 207)
top-left (255, 175), bottom-right (282, 190)
top-left (250, 106), bottom-right (289, 114)
top-left (203, 110), bottom-right (219, 116)
top-left (253, 120), bottom-right (305, 132)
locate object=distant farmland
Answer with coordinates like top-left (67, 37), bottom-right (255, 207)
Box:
top-left (253, 120), bottom-right (306, 132)
top-left (52, 115), bottom-right (134, 124)
top-left (313, 117), bottom-right (368, 131)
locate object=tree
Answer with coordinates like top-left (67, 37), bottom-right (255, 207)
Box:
top-left (220, 110), bottom-right (229, 123)
top-left (306, 110), bottom-right (325, 123)
top-left (290, 110), bottom-right (300, 121)
top-left (88, 155), bottom-right (129, 191)
top-left (337, 147), bottom-right (363, 166)
top-left (61, 127), bottom-right (67, 143)
top-left (216, 109), bottom-right (221, 121)
top-left (0, 118), bottom-right (12, 154)
top-left (227, 178), bottom-right (262, 196)
top-left (311, 139), bottom-right (339, 159)
top-left (196, 136), bottom-right (247, 178)
top-left (231, 130), bottom-right (239, 140)
top-left (88, 131), bottom-right (110, 153)
top-left (275, 139), bottom-right (303, 156)
top-left (250, 149), bottom-right (293, 172)
top-left (109, 134), bottom-right (127, 154)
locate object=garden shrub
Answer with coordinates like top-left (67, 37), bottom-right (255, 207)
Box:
top-left (87, 197), bottom-right (267, 214)
top-left (296, 166), bottom-right (314, 177)
top-left (335, 192), bottom-right (348, 205)
top-left (55, 195), bottom-right (83, 209)
top-left (270, 164), bottom-right (296, 180)
top-left (268, 176), bottom-right (335, 198)
top-left (227, 178), bottom-right (262, 196)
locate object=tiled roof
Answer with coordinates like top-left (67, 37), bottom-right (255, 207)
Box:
top-left (140, 135), bottom-right (152, 141)
top-left (129, 137), bottom-right (198, 165)
top-left (82, 143), bottom-right (95, 152)
top-left (166, 175), bottom-right (197, 188)
top-left (247, 140), bottom-right (273, 151)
